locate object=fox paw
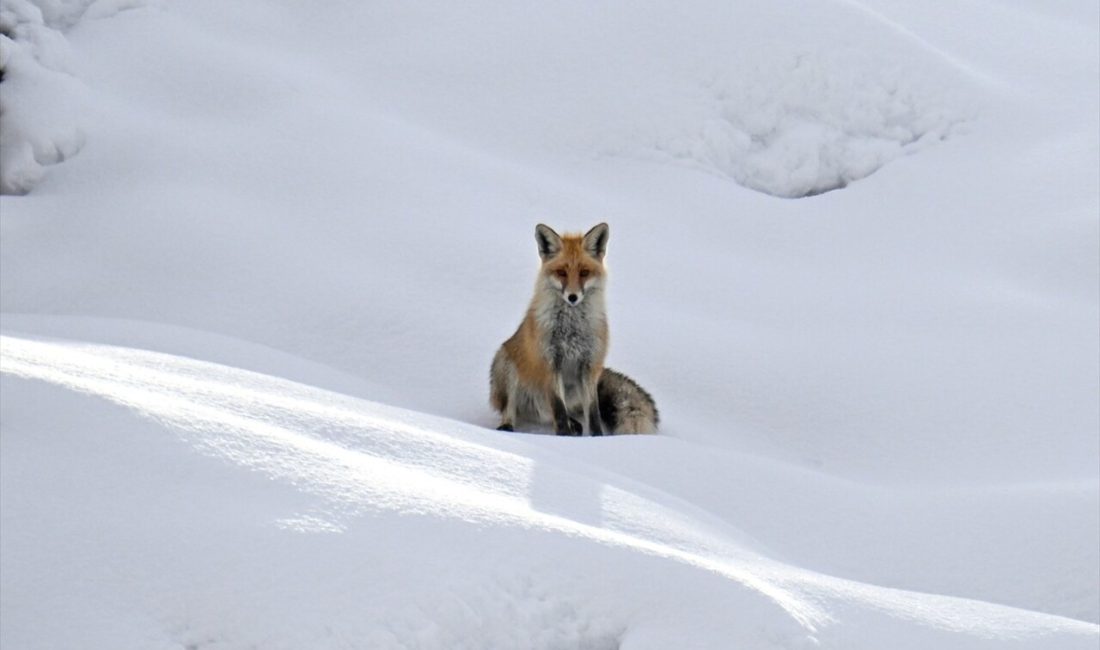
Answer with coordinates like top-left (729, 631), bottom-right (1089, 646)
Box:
top-left (496, 423), bottom-right (514, 432)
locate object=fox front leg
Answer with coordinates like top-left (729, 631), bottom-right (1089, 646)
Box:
top-left (578, 375), bottom-right (603, 436)
top-left (551, 377), bottom-right (583, 436)
top-left (496, 381), bottom-right (517, 432)
top-left (587, 397), bottom-right (604, 436)
top-left (551, 394), bottom-right (582, 436)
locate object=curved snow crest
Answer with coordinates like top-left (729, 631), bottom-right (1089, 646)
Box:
top-left (0, 333), bottom-right (826, 632)
top-left (2, 333), bottom-right (1097, 649)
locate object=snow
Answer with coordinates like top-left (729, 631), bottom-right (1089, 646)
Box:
top-left (1, 0), bottom-right (1098, 647)
top-left (0, 0), bottom-right (84, 193)
top-left (3, 332), bottom-right (1096, 648)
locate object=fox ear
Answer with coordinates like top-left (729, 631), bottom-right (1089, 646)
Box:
top-left (535, 224), bottom-right (562, 260)
top-left (583, 222), bottom-right (609, 260)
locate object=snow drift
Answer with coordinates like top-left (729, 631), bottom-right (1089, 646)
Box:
top-left (3, 331), bottom-right (1096, 649)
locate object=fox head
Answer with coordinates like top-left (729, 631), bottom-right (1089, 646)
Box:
top-left (535, 223), bottom-right (609, 307)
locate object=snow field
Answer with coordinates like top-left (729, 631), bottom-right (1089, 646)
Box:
top-left (1, 0), bottom-right (1097, 647)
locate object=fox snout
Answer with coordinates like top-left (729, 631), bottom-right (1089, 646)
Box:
top-left (547, 278), bottom-right (584, 306)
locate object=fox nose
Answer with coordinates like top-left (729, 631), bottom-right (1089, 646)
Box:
top-left (567, 293), bottom-right (578, 304)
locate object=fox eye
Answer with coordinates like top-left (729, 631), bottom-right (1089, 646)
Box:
top-left (555, 270), bottom-right (567, 278)
top-left (579, 270), bottom-right (590, 278)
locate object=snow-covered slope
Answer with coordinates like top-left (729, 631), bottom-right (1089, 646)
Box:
top-left (1, 0), bottom-right (1097, 647)
top-left (3, 332), bottom-right (1096, 649)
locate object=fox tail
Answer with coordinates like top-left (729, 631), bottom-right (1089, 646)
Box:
top-left (597, 368), bottom-right (659, 434)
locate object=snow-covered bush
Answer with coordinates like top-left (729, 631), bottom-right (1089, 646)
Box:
top-left (0, 0), bottom-right (88, 194)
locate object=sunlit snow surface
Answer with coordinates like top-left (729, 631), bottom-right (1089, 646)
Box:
top-left (1, 0), bottom-right (1097, 647)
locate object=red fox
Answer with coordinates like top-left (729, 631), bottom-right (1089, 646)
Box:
top-left (490, 223), bottom-right (659, 435)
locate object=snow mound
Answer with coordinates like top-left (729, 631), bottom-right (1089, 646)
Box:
top-left (0, 0), bottom-right (138, 194)
top-left (0, 0), bottom-right (82, 193)
top-left (647, 49), bottom-right (965, 197)
top-left (2, 332), bottom-right (1098, 649)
